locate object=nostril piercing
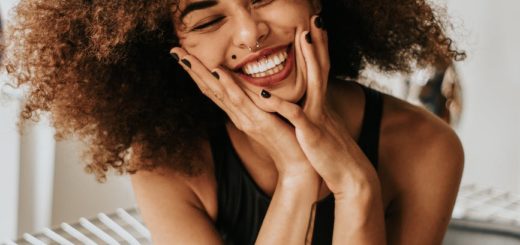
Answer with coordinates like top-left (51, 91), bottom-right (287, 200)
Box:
top-left (232, 54), bottom-right (237, 59)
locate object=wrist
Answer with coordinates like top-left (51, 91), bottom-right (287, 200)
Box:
top-left (333, 178), bottom-right (382, 204)
top-left (276, 159), bottom-right (321, 183)
top-left (278, 172), bottom-right (321, 191)
top-left (334, 185), bottom-right (384, 223)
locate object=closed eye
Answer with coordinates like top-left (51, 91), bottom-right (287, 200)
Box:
top-left (192, 16), bottom-right (226, 31)
top-left (190, 0), bottom-right (275, 31)
top-left (251, 0), bottom-right (274, 7)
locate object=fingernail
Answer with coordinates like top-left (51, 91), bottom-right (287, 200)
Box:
top-left (305, 32), bottom-right (312, 44)
top-left (181, 59), bottom-right (191, 68)
top-left (211, 71), bottom-right (220, 79)
top-left (314, 16), bottom-right (324, 29)
top-left (170, 52), bottom-right (179, 62)
top-left (261, 89), bottom-right (271, 98)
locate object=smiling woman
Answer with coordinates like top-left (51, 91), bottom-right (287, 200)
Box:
top-left (3, 0), bottom-right (465, 244)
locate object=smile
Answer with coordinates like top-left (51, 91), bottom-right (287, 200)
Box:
top-left (235, 44), bottom-right (294, 87)
top-left (241, 49), bottom-right (288, 78)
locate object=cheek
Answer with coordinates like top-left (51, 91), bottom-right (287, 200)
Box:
top-left (180, 35), bottom-right (227, 69)
top-left (264, 1), bottom-right (313, 29)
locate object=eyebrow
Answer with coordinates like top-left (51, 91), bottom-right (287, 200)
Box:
top-left (180, 0), bottom-right (219, 20)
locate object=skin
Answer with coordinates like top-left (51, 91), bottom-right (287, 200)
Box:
top-left (131, 0), bottom-right (465, 244)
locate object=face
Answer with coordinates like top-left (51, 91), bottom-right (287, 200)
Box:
top-left (174, 0), bottom-right (318, 103)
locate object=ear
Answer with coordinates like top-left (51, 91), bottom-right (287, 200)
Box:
top-left (310, 0), bottom-right (322, 14)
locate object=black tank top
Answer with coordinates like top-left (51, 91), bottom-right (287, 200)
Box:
top-left (209, 82), bottom-right (383, 244)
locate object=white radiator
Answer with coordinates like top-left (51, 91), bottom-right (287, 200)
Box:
top-left (8, 208), bottom-right (151, 245)
top-left (5, 184), bottom-right (520, 245)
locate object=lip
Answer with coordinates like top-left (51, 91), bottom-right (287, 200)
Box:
top-left (236, 44), bottom-right (294, 88)
top-left (232, 44), bottom-right (290, 71)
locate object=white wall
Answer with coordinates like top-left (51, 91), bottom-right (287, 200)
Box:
top-left (1, 0), bottom-right (136, 241)
top-left (51, 139), bottom-right (136, 226)
top-left (0, 95), bottom-right (21, 240)
top-left (0, 0), bottom-right (22, 240)
top-left (444, 0), bottom-right (520, 193)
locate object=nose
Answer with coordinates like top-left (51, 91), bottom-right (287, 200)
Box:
top-left (232, 9), bottom-right (269, 51)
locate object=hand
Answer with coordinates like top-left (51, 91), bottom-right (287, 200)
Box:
top-left (271, 15), bottom-right (380, 198)
top-left (169, 47), bottom-right (319, 182)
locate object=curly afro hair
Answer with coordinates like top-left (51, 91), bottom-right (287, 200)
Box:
top-left (3, 0), bottom-right (465, 181)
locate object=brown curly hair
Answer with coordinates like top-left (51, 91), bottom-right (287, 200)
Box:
top-left (2, 0), bottom-right (465, 182)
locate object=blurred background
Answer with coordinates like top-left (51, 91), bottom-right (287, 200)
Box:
top-left (0, 0), bottom-right (137, 240)
top-left (1, 0), bottom-right (519, 242)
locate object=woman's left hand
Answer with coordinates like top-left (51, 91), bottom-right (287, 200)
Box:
top-left (271, 16), bottom-right (381, 200)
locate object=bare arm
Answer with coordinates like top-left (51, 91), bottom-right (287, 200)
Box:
top-left (255, 174), bottom-right (321, 244)
top-left (330, 95), bottom-right (465, 245)
top-left (384, 119), bottom-right (464, 244)
top-left (131, 166), bottom-right (223, 245)
top-left (333, 184), bottom-right (387, 244)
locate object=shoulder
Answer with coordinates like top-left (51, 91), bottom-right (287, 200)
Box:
top-left (129, 139), bottom-right (223, 243)
top-left (326, 79), bottom-right (464, 181)
top-left (378, 92), bottom-right (464, 190)
top-left (377, 91), bottom-right (464, 243)
top-left (130, 138), bottom-right (218, 222)
top-left (328, 79), bottom-right (463, 200)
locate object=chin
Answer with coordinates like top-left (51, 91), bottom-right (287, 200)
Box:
top-left (274, 80), bottom-right (307, 105)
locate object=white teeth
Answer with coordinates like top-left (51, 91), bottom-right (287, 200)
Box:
top-left (267, 59), bottom-right (275, 68)
top-left (241, 48), bottom-right (288, 77)
top-left (258, 63), bottom-right (266, 73)
top-left (274, 56), bottom-right (281, 65)
top-left (253, 63), bottom-right (260, 74)
top-left (249, 62), bottom-right (285, 78)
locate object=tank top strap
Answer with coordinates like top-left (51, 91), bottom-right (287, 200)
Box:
top-left (357, 83), bottom-right (383, 169)
top-left (207, 123), bottom-right (239, 241)
top-left (208, 123), bottom-right (226, 184)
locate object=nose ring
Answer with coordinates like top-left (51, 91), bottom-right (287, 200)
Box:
top-left (252, 41), bottom-right (261, 50)
top-left (241, 40), bottom-right (262, 52)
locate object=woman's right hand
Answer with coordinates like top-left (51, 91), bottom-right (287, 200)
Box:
top-left (170, 46), bottom-right (319, 182)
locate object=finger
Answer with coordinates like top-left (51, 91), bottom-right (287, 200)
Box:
top-left (246, 88), bottom-right (324, 151)
top-left (210, 66), bottom-right (271, 126)
top-left (310, 15), bottom-right (330, 78)
top-left (257, 89), bottom-right (319, 138)
top-left (171, 47), bottom-right (222, 94)
top-left (294, 27), bottom-right (309, 86)
top-left (242, 88), bottom-right (278, 113)
top-left (300, 30), bottom-right (324, 120)
top-left (173, 47), bottom-right (256, 113)
top-left (170, 48), bottom-right (242, 122)
top-left (172, 48), bottom-right (273, 132)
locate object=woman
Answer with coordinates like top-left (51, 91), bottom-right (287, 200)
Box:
top-left (4, 0), bottom-right (465, 244)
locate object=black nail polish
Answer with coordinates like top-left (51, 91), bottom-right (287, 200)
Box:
top-left (211, 71), bottom-right (220, 79)
top-left (261, 89), bottom-right (271, 98)
top-left (305, 32), bottom-right (312, 44)
top-left (170, 52), bottom-right (179, 62)
top-left (181, 59), bottom-right (191, 68)
top-left (314, 16), bottom-right (324, 29)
